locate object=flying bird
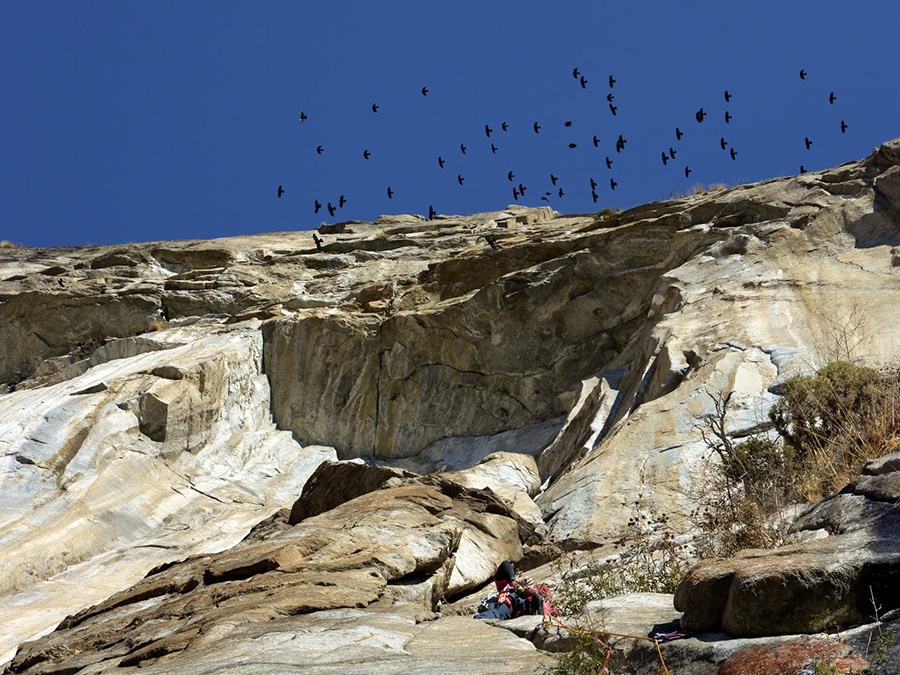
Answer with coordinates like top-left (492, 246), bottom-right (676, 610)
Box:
top-left (387, 186), bottom-right (394, 199)
top-left (609, 103), bottom-right (618, 116)
top-left (669, 147), bottom-right (677, 159)
top-left (590, 177), bottom-right (598, 190)
top-left (316, 145), bottom-right (324, 155)
top-left (518, 183), bottom-right (527, 195)
top-left (313, 233), bottom-right (322, 251)
top-left (605, 156), bottom-right (613, 169)
top-left (564, 120), bottom-right (573, 127)
top-left (580, 75), bottom-right (588, 89)
top-left (533, 121), bottom-right (541, 133)
top-left (609, 74), bottom-right (616, 88)
top-left (573, 67), bottom-right (580, 79)
top-left (724, 90), bottom-right (732, 102)
top-left (512, 187), bottom-right (519, 201)
top-left (720, 137), bottom-right (728, 150)
top-left (501, 121), bottom-right (509, 132)
top-left (327, 202), bottom-right (336, 217)
top-left (610, 178), bottom-right (617, 190)
top-left (800, 165), bottom-right (807, 174)
top-left (438, 156), bottom-right (445, 168)
top-left (491, 143), bottom-right (498, 154)
top-left (805, 136), bottom-right (813, 150)
top-left (298, 111), bottom-right (308, 123)
top-left (829, 91), bottom-right (837, 105)
top-left (277, 185), bottom-right (284, 198)
top-left (593, 135), bottom-right (600, 147)
top-left (841, 120), bottom-right (848, 133)
top-left (568, 142), bottom-right (578, 149)
top-left (661, 152), bottom-right (669, 166)
top-left (725, 111), bottom-right (732, 124)
top-left (676, 127), bottom-right (684, 141)
top-left (339, 195), bottom-right (347, 208)
top-left (363, 149), bottom-right (371, 160)
top-left (607, 93), bottom-right (614, 103)
top-left (541, 195), bottom-right (550, 203)
top-left (372, 103), bottom-right (379, 113)
top-left (799, 69), bottom-right (807, 80)
top-left (421, 86), bottom-right (429, 96)
top-left (558, 187), bottom-right (565, 198)
top-left (457, 174), bottom-right (465, 185)
top-left (591, 190), bottom-right (599, 203)
top-left (428, 204), bottom-right (436, 220)
top-left (485, 124), bottom-right (493, 137)
top-left (730, 147), bottom-right (737, 160)
top-left (507, 170), bottom-right (515, 181)
top-left (695, 108), bottom-right (706, 123)
top-left (684, 166), bottom-right (691, 178)
top-left (460, 143), bottom-right (467, 154)
top-left (314, 200), bottom-right (322, 214)
top-left (550, 174), bottom-right (558, 185)
top-left (616, 134), bottom-right (627, 152)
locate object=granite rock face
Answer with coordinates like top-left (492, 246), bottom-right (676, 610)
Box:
top-left (2, 140), bottom-right (900, 671)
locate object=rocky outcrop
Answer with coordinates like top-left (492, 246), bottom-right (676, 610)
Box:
top-left (674, 451), bottom-right (900, 637)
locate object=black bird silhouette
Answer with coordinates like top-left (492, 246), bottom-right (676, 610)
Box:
top-left (339, 195), bottom-right (347, 208)
top-left (805, 136), bottom-right (813, 150)
top-left (609, 74), bottom-right (616, 88)
top-left (799, 69), bottom-right (807, 80)
top-left (564, 120), bottom-right (573, 127)
top-left (558, 187), bottom-right (565, 198)
top-left (607, 93), bottom-right (614, 103)
top-left (829, 91), bottom-right (837, 105)
top-left (610, 178), bottom-right (617, 190)
top-left (695, 108), bottom-right (706, 123)
top-left (438, 156), bottom-right (445, 168)
top-left (593, 135), bottom-right (600, 147)
top-left (669, 147), bottom-right (677, 159)
top-left (298, 111), bottom-right (308, 123)
top-left (541, 195), bottom-right (551, 203)
top-left (507, 170), bottom-right (515, 182)
top-left (684, 166), bottom-right (691, 178)
top-left (460, 143), bottom-right (467, 154)
top-left (327, 202), bottom-right (336, 217)
top-left (277, 185), bottom-right (284, 198)
top-left (551, 174), bottom-right (558, 185)
top-left (457, 174), bottom-right (464, 185)
top-left (316, 145), bottom-right (324, 155)
top-left (421, 86), bottom-right (429, 96)
top-left (573, 67), bottom-right (580, 79)
top-left (676, 127), bottom-right (684, 141)
top-left (841, 120), bottom-right (848, 133)
top-left (501, 121), bottom-right (509, 132)
top-left (314, 200), bottom-right (322, 214)
top-left (387, 186), bottom-right (394, 199)
top-left (725, 111), bottom-right (732, 124)
top-left (512, 187), bottom-right (519, 201)
top-left (485, 124), bottom-right (493, 137)
top-left (800, 165), bottom-right (807, 174)
top-left (720, 137), bottom-right (728, 150)
top-left (428, 204), bottom-right (436, 220)
top-left (518, 183), bottom-right (527, 195)
top-left (533, 121), bottom-right (541, 133)
top-left (313, 233), bottom-right (322, 251)
top-left (580, 75), bottom-right (588, 89)
top-left (605, 156), bottom-right (613, 169)
top-left (363, 149), bottom-right (371, 160)
top-left (730, 147), bottom-right (737, 160)
top-left (661, 152), bottom-right (669, 166)
top-left (591, 190), bottom-right (599, 203)
top-left (485, 235), bottom-right (498, 249)
top-left (724, 90), bottom-right (732, 102)
top-left (590, 177), bottom-right (598, 190)
top-left (616, 134), bottom-right (627, 152)
top-left (372, 103), bottom-right (379, 113)
top-left (491, 143), bottom-right (498, 154)
top-left (568, 142), bottom-right (577, 149)
top-left (609, 103), bottom-right (618, 116)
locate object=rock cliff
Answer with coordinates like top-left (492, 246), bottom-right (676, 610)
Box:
top-left (2, 139), bottom-right (900, 673)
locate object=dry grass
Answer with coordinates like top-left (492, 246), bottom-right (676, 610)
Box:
top-left (0, 240), bottom-right (21, 249)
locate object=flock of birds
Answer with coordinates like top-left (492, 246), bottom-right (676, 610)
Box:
top-left (278, 67), bottom-right (850, 230)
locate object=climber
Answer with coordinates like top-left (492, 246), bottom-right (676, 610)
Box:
top-left (473, 560), bottom-right (543, 620)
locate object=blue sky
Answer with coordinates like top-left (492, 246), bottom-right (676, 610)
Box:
top-left (3, 1), bottom-right (898, 248)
